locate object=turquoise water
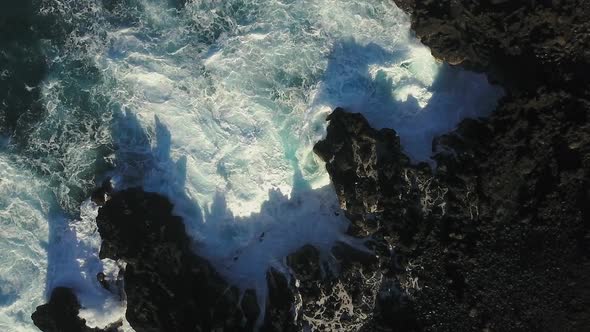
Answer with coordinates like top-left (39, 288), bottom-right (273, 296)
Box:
top-left (0, 0), bottom-right (502, 330)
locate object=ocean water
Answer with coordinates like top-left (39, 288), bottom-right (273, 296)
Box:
top-left (0, 0), bottom-right (503, 330)
top-left (0, 154), bottom-right (52, 331)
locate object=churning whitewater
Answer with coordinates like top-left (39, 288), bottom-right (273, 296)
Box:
top-left (0, 0), bottom-right (502, 330)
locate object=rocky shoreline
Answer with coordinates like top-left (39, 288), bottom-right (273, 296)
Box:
top-left (32, 0), bottom-right (589, 331)
top-left (316, 0), bottom-right (590, 330)
top-left (385, 0), bottom-right (590, 330)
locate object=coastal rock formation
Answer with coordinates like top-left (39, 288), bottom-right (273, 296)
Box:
top-left (31, 287), bottom-right (118, 332)
top-left (30, 1), bottom-right (590, 331)
top-left (309, 0), bottom-right (590, 330)
top-left (315, 104), bottom-right (589, 330)
top-left (393, 0), bottom-right (590, 93)
top-left (313, 109), bottom-right (440, 331)
top-left (95, 188), bottom-right (253, 331)
top-left (95, 189), bottom-right (378, 332)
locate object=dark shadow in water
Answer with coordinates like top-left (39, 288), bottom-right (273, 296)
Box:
top-left (114, 106), bottom-right (341, 230)
top-left (314, 39), bottom-right (423, 115)
top-left (104, 105), bottom-right (351, 301)
top-left (110, 109), bottom-right (203, 226)
top-left (314, 39), bottom-right (502, 161)
top-left (40, 0), bottom-right (204, 310)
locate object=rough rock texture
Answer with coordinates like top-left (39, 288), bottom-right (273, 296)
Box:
top-left (288, 242), bottom-right (412, 332)
top-left (316, 105), bottom-right (590, 331)
top-left (250, 109), bottom-right (444, 332)
top-left (31, 287), bottom-right (118, 332)
top-left (96, 188), bottom-right (255, 331)
top-left (313, 110), bottom-right (442, 332)
top-left (309, 0), bottom-right (590, 331)
top-left (393, 0), bottom-right (590, 93)
top-left (314, 108), bottom-right (442, 246)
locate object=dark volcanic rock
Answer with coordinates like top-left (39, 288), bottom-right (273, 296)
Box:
top-left (309, 0), bottom-right (590, 331)
top-left (91, 182), bottom-right (411, 332)
top-left (262, 268), bottom-right (299, 332)
top-left (31, 287), bottom-right (119, 332)
top-left (91, 179), bottom-right (114, 206)
top-left (394, 0), bottom-right (590, 93)
top-left (283, 243), bottom-right (385, 332)
top-left (315, 101), bottom-right (589, 330)
top-left (314, 110), bottom-right (441, 331)
top-left (314, 108), bottom-right (413, 237)
top-left (314, 108), bottom-right (442, 248)
top-left (96, 188), bottom-right (253, 331)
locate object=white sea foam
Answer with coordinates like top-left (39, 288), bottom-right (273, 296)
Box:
top-left (0, 154), bottom-right (51, 332)
top-left (0, 153), bottom-right (129, 331)
top-left (99, 0), bottom-right (502, 293)
top-left (0, 0), bottom-right (503, 329)
top-left (46, 199), bottom-right (130, 330)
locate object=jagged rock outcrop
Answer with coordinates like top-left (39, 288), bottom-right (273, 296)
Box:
top-left (31, 287), bottom-right (119, 332)
top-left (287, 241), bottom-right (421, 332)
top-left (393, 0), bottom-right (590, 93)
top-left (314, 99), bottom-right (589, 330)
top-left (314, 108), bottom-right (443, 248)
top-left (307, 0), bottom-right (590, 330)
top-left (313, 109), bottom-right (441, 331)
top-left (95, 188), bottom-right (255, 331)
top-left (308, 109), bottom-right (447, 331)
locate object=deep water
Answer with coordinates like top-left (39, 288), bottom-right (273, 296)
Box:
top-left (0, 0), bottom-right (502, 330)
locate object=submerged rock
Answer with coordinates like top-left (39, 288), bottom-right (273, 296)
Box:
top-left (0, 0), bottom-right (48, 141)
